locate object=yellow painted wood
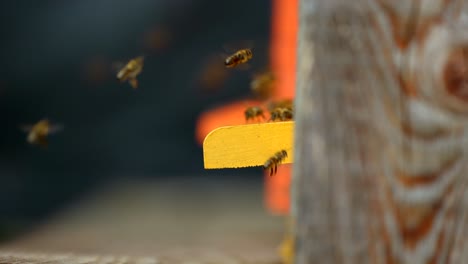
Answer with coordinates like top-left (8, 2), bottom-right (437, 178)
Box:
top-left (203, 121), bottom-right (294, 169)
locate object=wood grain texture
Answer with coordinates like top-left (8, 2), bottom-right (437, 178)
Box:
top-left (0, 252), bottom-right (160, 264)
top-left (292, 0), bottom-right (468, 263)
top-left (203, 121), bottom-right (294, 169)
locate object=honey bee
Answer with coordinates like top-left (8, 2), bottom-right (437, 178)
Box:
top-left (250, 71), bottom-right (276, 100)
top-left (20, 119), bottom-right (63, 148)
top-left (267, 99), bottom-right (294, 112)
top-left (279, 217), bottom-right (295, 264)
top-left (263, 150), bottom-right (288, 176)
top-left (244, 106), bottom-right (266, 122)
top-left (116, 56), bottom-right (144, 89)
top-left (224, 49), bottom-right (253, 68)
top-left (270, 107), bottom-right (294, 122)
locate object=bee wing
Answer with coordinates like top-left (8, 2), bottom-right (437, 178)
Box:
top-left (216, 52), bottom-right (228, 60)
top-left (135, 56), bottom-right (145, 64)
top-left (251, 69), bottom-right (274, 81)
top-left (19, 124), bottom-right (33, 133)
top-left (48, 124), bottom-right (64, 135)
top-left (236, 63), bottom-right (251, 71)
top-left (222, 44), bottom-right (237, 53)
top-left (262, 69), bottom-right (276, 79)
top-left (218, 52), bottom-right (231, 64)
top-left (113, 62), bottom-right (127, 80)
top-left (112, 61), bottom-right (125, 72)
top-left (37, 136), bottom-right (48, 149)
top-left (129, 78), bottom-right (139, 89)
top-left (244, 40), bottom-right (255, 49)
top-left (222, 40), bottom-right (255, 52)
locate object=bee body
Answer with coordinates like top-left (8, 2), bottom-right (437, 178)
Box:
top-left (21, 119), bottom-right (62, 148)
top-left (263, 150), bottom-right (288, 176)
top-left (244, 106), bottom-right (265, 122)
top-left (250, 71), bottom-right (276, 100)
top-left (270, 107), bottom-right (294, 122)
top-left (224, 49), bottom-right (253, 68)
top-left (27, 132), bottom-right (48, 147)
top-left (116, 56), bottom-right (144, 89)
top-left (267, 99), bottom-right (294, 112)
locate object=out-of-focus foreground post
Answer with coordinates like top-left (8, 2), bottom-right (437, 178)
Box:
top-left (292, 0), bottom-right (468, 263)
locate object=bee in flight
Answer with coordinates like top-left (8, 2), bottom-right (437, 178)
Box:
top-left (20, 119), bottom-right (63, 148)
top-left (116, 56), bottom-right (144, 89)
top-left (224, 49), bottom-right (253, 68)
top-left (263, 150), bottom-right (288, 176)
top-left (270, 107), bottom-right (294, 122)
top-left (250, 70), bottom-right (276, 100)
top-left (244, 106), bottom-right (266, 122)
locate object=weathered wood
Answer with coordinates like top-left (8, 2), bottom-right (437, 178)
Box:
top-left (0, 252), bottom-right (160, 264)
top-left (1, 178), bottom-right (283, 263)
top-left (292, 0), bottom-right (468, 263)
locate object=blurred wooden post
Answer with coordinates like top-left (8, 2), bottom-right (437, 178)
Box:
top-left (292, 0), bottom-right (468, 263)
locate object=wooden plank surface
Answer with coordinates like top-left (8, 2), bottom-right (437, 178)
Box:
top-left (0, 252), bottom-right (160, 264)
top-left (0, 176), bottom-right (284, 263)
top-left (203, 122), bottom-right (294, 169)
top-left (293, 0), bottom-right (468, 263)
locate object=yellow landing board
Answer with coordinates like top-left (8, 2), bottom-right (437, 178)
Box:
top-left (203, 121), bottom-right (294, 169)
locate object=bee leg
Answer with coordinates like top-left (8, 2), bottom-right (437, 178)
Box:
top-left (274, 163), bottom-right (278, 175)
top-left (129, 78), bottom-right (139, 89)
top-left (270, 166), bottom-right (274, 176)
top-left (237, 63), bottom-right (251, 71)
top-left (37, 137), bottom-right (48, 149)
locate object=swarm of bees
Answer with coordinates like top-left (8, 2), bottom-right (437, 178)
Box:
top-left (18, 35), bottom-right (293, 179)
top-left (220, 46), bottom-right (294, 176)
top-left (243, 103), bottom-right (294, 124)
top-left (20, 119), bottom-right (63, 148)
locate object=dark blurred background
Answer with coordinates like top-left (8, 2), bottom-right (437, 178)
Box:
top-left (0, 0), bottom-right (272, 242)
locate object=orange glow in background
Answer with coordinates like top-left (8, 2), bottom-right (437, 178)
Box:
top-left (265, 0), bottom-right (297, 215)
top-left (196, 0), bottom-right (297, 215)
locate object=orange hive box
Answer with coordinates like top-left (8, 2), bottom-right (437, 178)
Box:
top-left (196, 0), bottom-right (297, 215)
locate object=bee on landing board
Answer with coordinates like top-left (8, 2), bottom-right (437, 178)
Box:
top-left (244, 106), bottom-right (266, 122)
top-left (263, 150), bottom-right (288, 176)
top-left (116, 56), bottom-right (144, 89)
top-left (270, 107), bottom-right (294, 122)
top-left (224, 49), bottom-right (253, 68)
top-left (20, 119), bottom-right (63, 148)
top-left (267, 99), bottom-right (294, 112)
